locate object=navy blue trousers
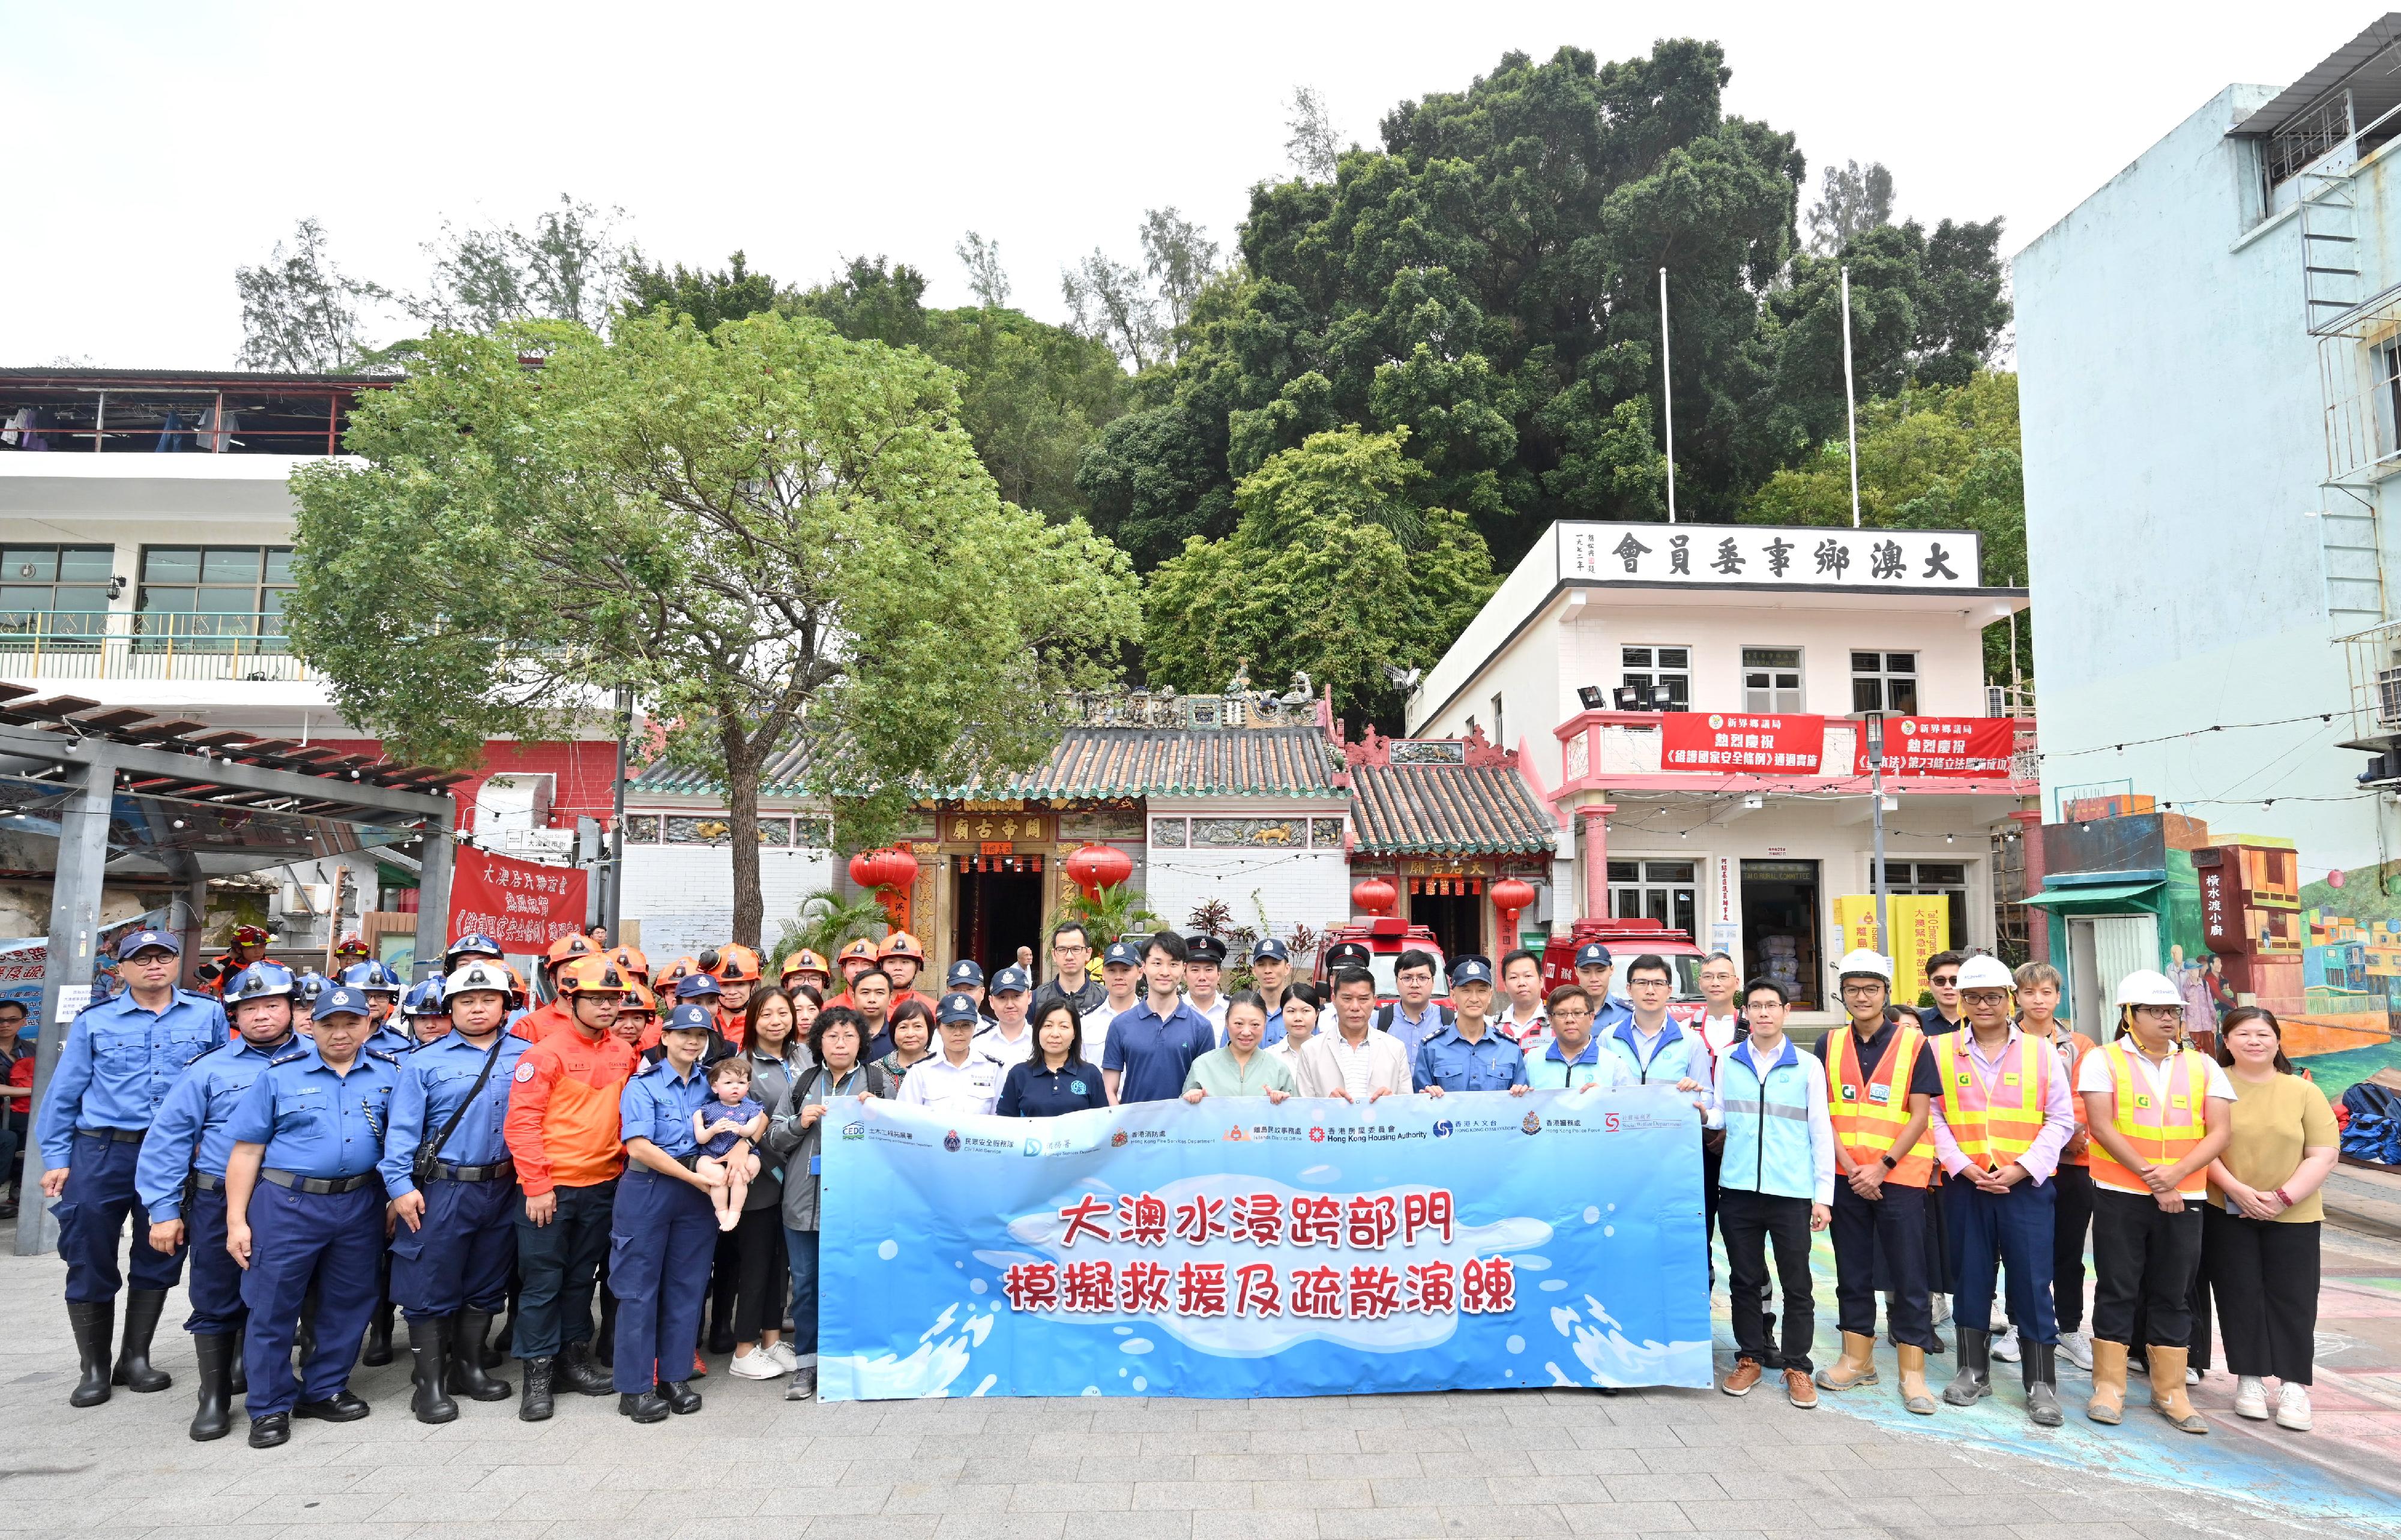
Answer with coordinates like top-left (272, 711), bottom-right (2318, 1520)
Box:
top-left (391, 1177), bottom-right (518, 1321)
top-left (238, 1182), bottom-right (383, 1417)
top-left (607, 1167), bottom-right (714, 1394)
top-left (55, 1131), bottom-right (184, 1302)
top-left (1944, 1173), bottom-right (2059, 1344)
top-left (1832, 1179), bottom-right (1933, 1347)
top-left (513, 1179), bottom-right (613, 1359)
top-left (184, 1185), bottom-right (246, 1335)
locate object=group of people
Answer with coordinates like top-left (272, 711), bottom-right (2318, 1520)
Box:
top-left (25, 915), bottom-right (2339, 1448)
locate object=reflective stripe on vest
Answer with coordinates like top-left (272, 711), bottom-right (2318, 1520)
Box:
top-left (1824, 1021), bottom-right (1932, 1186)
top-left (2088, 1041), bottom-right (2211, 1197)
top-left (1932, 1031), bottom-right (2049, 1170)
top-left (1720, 1039), bottom-right (1817, 1202)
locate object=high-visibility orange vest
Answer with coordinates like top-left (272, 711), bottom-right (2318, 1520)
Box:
top-left (2026, 1025), bottom-right (2098, 1165)
top-left (2088, 1041), bottom-right (2212, 1197)
top-left (1824, 1021), bottom-right (1933, 1187)
top-left (1932, 1030), bottom-right (2051, 1172)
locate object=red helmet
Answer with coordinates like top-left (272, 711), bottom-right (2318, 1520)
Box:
top-left (232, 924), bottom-right (271, 948)
top-left (333, 933), bottom-right (371, 961)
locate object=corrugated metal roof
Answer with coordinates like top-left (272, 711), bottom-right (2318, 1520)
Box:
top-left (2231, 14), bottom-right (2401, 139)
top-left (1348, 762), bottom-right (1557, 855)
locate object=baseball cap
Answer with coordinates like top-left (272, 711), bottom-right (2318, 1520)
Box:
top-left (1252, 938), bottom-right (1290, 963)
top-left (116, 929), bottom-right (181, 960)
top-left (938, 991), bottom-right (981, 1024)
top-left (989, 965), bottom-right (1032, 995)
top-left (1449, 955), bottom-right (1495, 986)
top-left (662, 1003), bottom-right (715, 1035)
top-left (1103, 940), bottom-right (1142, 968)
top-left (946, 960), bottom-right (985, 988)
top-left (1574, 942), bottom-right (1613, 969)
top-left (673, 973), bottom-right (723, 1000)
top-left (313, 984), bottom-right (371, 1021)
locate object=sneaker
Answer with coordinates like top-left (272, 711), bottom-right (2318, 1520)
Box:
top-left (1992, 1325), bottom-right (2021, 1363)
top-left (1722, 1359), bottom-right (1764, 1397)
top-left (2234, 1376), bottom-right (2269, 1419)
top-left (1930, 1293), bottom-right (1953, 1326)
top-left (2276, 1383), bottom-right (2313, 1431)
top-left (765, 1341), bottom-right (800, 1373)
top-left (2186, 1367), bottom-right (2201, 1386)
top-left (728, 1349), bottom-right (786, 1380)
top-left (1784, 1368), bottom-right (1818, 1409)
top-left (2060, 1329), bottom-right (2094, 1370)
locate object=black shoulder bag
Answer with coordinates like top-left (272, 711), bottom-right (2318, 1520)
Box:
top-left (413, 1035), bottom-right (507, 1187)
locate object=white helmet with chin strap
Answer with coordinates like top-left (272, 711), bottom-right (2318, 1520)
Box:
top-left (1955, 955), bottom-right (2016, 993)
top-left (1834, 948), bottom-right (1893, 984)
top-left (2113, 970), bottom-right (2183, 1008)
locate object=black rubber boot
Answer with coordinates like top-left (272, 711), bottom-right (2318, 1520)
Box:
top-left (519, 1355), bottom-right (555, 1422)
top-left (447, 1310), bottom-right (512, 1401)
top-left (1943, 1326), bottom-right (1993, 1406)
top-left (361, 1302), bottom-right (395, 1368)
top-left (593, 1291), bottom-right (615, 1364)
top-left (113, 1288), bottom-right (173, 1392)
top-left (189, 1334), bottom-right (235, 1442)
top-left (659, 1379), bottom-right (702, 1415)
top-left (2024, 1341), bottom-right (2065, 1427)
top-left (67, 1299), bottom-right (114, 1407)
top-left (292, 1293), bottom-right (318, 1370)
top-left (485, 1308), bottom-right (511, 1368)
top-left (558, 1340), bottom-right (613, 1397)
top-left (407, 1316), bottom-right (457, 1425)
top-left (229, 1326), bottom-right (247, 1394)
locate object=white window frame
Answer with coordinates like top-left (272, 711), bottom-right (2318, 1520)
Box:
top-left (1621, 643), bottom-right (1692, 711)
top-left (1607, 856), bottom-right (1700, 938)
top-left (1741, 646), bottom-right (1804, 714)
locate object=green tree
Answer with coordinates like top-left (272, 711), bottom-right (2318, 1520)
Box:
top-left (411, 194), bottom-right (627, 332)
top-left (1744, 370), bottom-right (2027, 682)
top-left (620, 248), bottom-right (788, 332)
top-left (1143, 426), bottom-right (1497, 729)
top-left (772, 887), bottom-right (891, 969)
top-left (235, 217), bottom-right (392, 371)
top-left (287, 311), bottom-right (1139, 945)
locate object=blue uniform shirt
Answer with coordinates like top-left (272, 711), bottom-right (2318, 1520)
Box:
top-left (225, 1043), bottom-right (399, 1179)
top-left (1102, 997), bottom-right (1219, 1104)
top-left (38, 986), bottom-right (230, 1165)
top-left (376, 1030), bottom-right (528, 1199)
top-left (1380, 1000), bottom-right (1452, 1064)
top-left (995, 1058), bottom-right (1112, 1116)
top-left (1413, 1023), bottom-right (1529, 1091)
top-left (134, 1033), bottom-right (295, 1223)
top-left (619, 1056), bottom-right (712, 1158)
top-left (367, 1021), bottom-right (415, 1057)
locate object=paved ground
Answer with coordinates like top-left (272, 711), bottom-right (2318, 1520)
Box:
top-left (5, 1212), bottom-right (2401, 1540)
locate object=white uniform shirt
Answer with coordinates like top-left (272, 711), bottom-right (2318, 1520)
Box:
top-left (1189, 993), bottom-right (1230, 1041)
top-left (2075, 1043), bottom-right (2236, 1103)
top-left (972, 1021), bottom-right (1037, 1069)
top-left (899, 1052), bottom-right (1002, 1116)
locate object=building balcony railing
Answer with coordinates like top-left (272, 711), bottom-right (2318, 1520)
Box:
top-left (0, 609), bottom-right (310, 683)
top-left (1555, 709), bottom-right (2038, 792)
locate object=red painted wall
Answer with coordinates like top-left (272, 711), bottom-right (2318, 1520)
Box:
top-left (307, 739), bottom-right (623, 830)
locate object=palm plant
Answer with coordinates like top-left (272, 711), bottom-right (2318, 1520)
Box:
top-left (773, 886), bottom-right (890, 969)
top-left (1047, 883), bottom-right (1164, 948)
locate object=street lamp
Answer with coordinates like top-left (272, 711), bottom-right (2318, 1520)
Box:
top-left (1863, 710), bottom-right (1888, 951)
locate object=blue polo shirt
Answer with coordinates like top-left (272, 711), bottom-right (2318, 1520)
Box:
top-left (996, 1058), bottom-right (1112, 1116)
top-left (1103, 997), bottom-right (1218, 1104)
top-left (134, 1032), bottom-right (295, 1222)
top-left (225, 1043), bottom-right (400, 1181)
top-left (619, 1056), bottom-right (712, 1158)
top-left (1379, 1000), bottom-right (1452, 1063)
top-left (1413, 1024), bottom-right (1529, 1091)
top-left (38, 986), bottom-right (229, 1164)
top-left (378, 1031), bottom-right (528, 1198)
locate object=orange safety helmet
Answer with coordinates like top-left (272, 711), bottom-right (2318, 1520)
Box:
top-left (879, 931), bottom-right (927, 963)
top-left (781, 948), bottom-right (830, 982)
top-left (621, 979), bottom-right (658, 1015)
top-left (706, 943), bottom-right (763, 984)
top-left (504, 964), bottom-right (531, 1008)
top-left (609, 943), bottom-right (651, 981)
top-left (556, 954), bottom-right (633, 996)
top-left (656, 955), bottom-right (699, 990)
top-left (333, 933), bottom-right (372, 961)
top-left (836, 938), bottom-right (881, 970)
top-left (545, 933), bottom-right (599, 970)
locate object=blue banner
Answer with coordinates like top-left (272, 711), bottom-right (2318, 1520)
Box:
top-left (818, 1086), bottom-right (1711, 1400)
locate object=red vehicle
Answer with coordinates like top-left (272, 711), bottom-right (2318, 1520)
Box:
top-left (1312, 916), bottom-right (1447, 1003)
top-left (1542, 918), bottom-right (1710, 1024)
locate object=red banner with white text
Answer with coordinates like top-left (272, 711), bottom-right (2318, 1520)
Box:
top-left (1657, 712), bottom-right (1828, 774)
top-left (1853, 716), bottom-right (2018, 778)
top-left (448, 846), bottom-right (589, 951)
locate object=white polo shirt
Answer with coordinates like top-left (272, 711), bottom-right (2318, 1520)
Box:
top-left (899, 1051), bottom-right (1003, 1116)
top-left (972, 1021), bottom-right (1037, 1069)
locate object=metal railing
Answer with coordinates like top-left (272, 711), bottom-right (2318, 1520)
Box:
top-left (0, 610), bottom-right (309, 682)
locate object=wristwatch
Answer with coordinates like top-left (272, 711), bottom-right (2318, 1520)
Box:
top-left (1879, 1154), bottom-right (1897, 1170)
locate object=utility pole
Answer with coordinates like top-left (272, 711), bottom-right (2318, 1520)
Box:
top-left (1841, 265), bottom-right (1863, 530)
top-left (606, 685), bottom-right (631, 940)
top-left (1866, 710), bottom-right (1889, 951)
top-left (1660, 266), bottom-right (1678, 525)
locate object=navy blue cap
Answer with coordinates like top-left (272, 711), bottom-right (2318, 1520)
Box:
top-left (938, 991), bottom-right (981, 1024)
top-left (1325, 942), bottom-right (1373, 969)
top-left (1185, 934), bottom-right (1227, 964)
top-left (989, 964), bottom-right (1032, 995)
top-left (313, 984), bottom-right (371, 1021)
top-left (1252, 937), bottom-right (1290, 963)
top-left (663, 1002), bottom-right (715, 1035)
top-left (946, 960), bottom-right (984, 988)
top-left (673, 973), bottom-right (723, 1000)
top-left (1448, 955), bottom-right (1495, 986)
top-left (1574, 942), bottom-right (1613, 969)
top-left (1103, 940), bottom-right (1142, 967)
top-left (116, 928), bottom-right (181, 959)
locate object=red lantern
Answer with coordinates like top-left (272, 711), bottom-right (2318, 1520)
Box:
top-left (1490, 877), bottom-right (1537, 947)
top-left (1064, 841), bottom-right (1134, 901)
top-left (1352, 876), bottom-right (1398, 917)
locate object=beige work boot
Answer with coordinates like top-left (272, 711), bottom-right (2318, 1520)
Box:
top-left (1896, 1344), bottom-right (1937, 1414)
top-left (1813, 1331), bottom-right (1879, 1391)
top-left (2147, 1347), bottom-right (2208, 1434)
top-left (2086, 1339), bottom-right (2128, 1425)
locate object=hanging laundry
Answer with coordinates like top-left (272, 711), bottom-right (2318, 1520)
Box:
top-left (2, 406), bottom-right (45, 450)
top-left (191, 404), bottom-right (239, 451)
top-left (154, 409), bottom-right (192, 453)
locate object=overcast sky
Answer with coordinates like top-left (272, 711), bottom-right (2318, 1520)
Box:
top-left (0, 2), bottom-right (2359, 368)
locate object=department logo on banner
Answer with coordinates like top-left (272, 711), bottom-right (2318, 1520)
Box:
top-left (842, 1122), bottom-right (864, 1140)
top-left (943, 1130), bottom-right (962, 1152)
top-left (1022, 1138), bottom-right (1043, 1157)
top-left (1521, 1108), bottom-right (1544, 1135)
top-left (1110, 1130), bottom-right (1128, 1147)
top-left (1432, 1120), bottom-right (1454, 1138)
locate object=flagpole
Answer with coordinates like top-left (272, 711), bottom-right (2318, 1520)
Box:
top-left (1659, 265), bottom-right (1677, 525)
top-left (1840, 265), bottom-right (1862, 530)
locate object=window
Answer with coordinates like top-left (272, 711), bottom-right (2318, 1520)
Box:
top-left (1851, 651), bottom-right (1918, 714)
top-left (1490, 692), bottom-right (1505, 748)
top-left (1880, 861), bottom-right (1969, 952)
top-left (1621, 645), bottom-right (1690, 711)
top-left (1607, 859), bottom-right (1698, 938)
top-left (136, 546), bottom-right (295, 649)
top-left (0, 545), bottom-right (114, 640)
top-left (1741, 647), bottom-right (1803, 712)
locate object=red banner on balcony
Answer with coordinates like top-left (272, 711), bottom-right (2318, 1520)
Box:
top-left (448, 847), bottom-right (588, 951)
top-left (1854, 716), bottom-right (2017, 778)
top-left (1658, 712), bottom-right (1828, 773)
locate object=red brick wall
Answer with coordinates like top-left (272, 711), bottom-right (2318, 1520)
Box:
top-left (307, 739), bottom-right (623, 830)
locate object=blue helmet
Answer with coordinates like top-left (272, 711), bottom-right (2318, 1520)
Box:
top-left (292, 969), bottom-right (327, 1007)
top-left (339, 960), bottom-right (403, 996)
top-left (225, 961), bottom-right (298, 1006)
top-left (400, 977), bottom-right (447, 1017)
top-left (445, 933), bottom-right (504, 966)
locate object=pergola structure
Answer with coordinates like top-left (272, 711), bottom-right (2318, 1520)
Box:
top-left (0, 685), bottom-right (460, 1254)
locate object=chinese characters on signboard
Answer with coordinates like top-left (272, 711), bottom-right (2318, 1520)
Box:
top-left (1853, 718), bottom-right (2016, 778)
top-left (1562, 524), bottom-right (1980, 589)
top-left (945, 813), bottom-right (1053, 845)
top-left (1658, 713), bottom-right (1827, 772)
top-left (449, 847), bottom-right (589, 951)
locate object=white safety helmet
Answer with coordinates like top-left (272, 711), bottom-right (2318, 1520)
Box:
top-left (445, 958), bottom-right (512, 997)
top-left (1834, 948), bottom-right (1893, 983)
top-left (1955, 955), bottom-right (2016, 993)
top-left (2113, 969), bottom-right (2183, 1008)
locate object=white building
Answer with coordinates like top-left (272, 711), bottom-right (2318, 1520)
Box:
top-left (1409, 520), bottom-right (2031, 1018)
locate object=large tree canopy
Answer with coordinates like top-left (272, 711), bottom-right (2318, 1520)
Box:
top-left (287, 311), bottom-right (1137, 943)
top-left (1077, 41), bottom-right (2008, 573)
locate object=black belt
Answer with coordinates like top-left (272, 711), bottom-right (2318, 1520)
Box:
top-left (426, 1158), bottom-right (513, 1184)
top-left (82, 1127), bottom-right (145, 1145)
top-left (261, 1169), bottom-right (378, 1196)
top-left (193, 1172), bottom-right (225, 1194)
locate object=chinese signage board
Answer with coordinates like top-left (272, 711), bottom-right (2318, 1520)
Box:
top-left (450, 847), bottom-right (589, 951)
top-left (1833, 894), bottom-right (1950, 1005)
top-left (1659, 712), bottom-right (1827, 772)
top-left (1561, 523), bottom-right (1982, 589)
top-left (1854, 717), bottom-right (2016, 778)
top-left (943, 811), bottom-right (1055, 846)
